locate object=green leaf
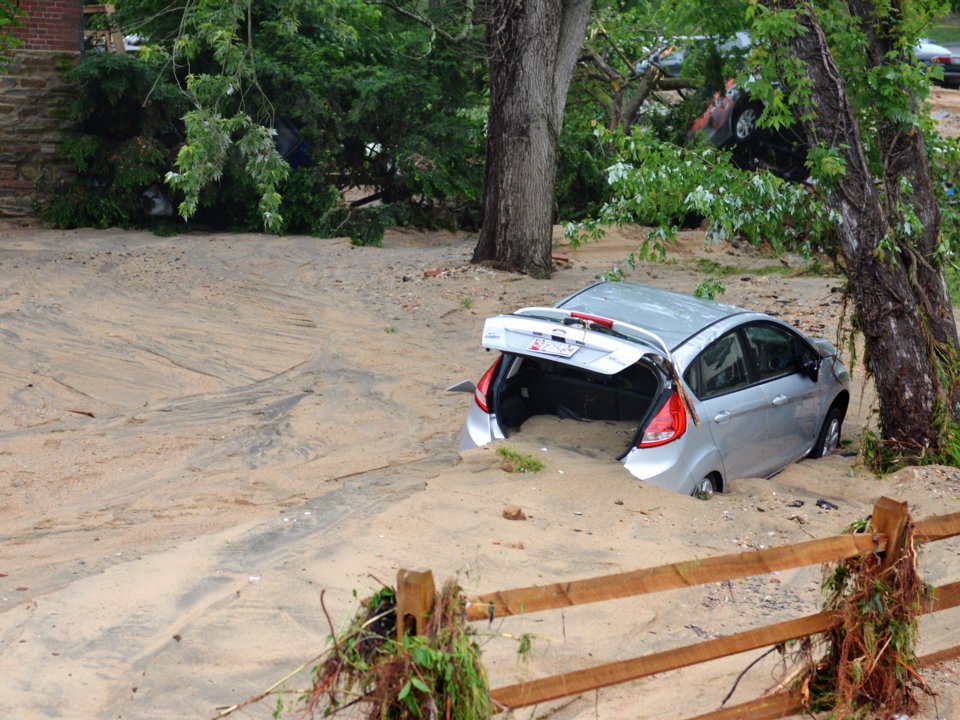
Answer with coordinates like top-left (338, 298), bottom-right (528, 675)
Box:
top-left (410, 677), bottom-right (431, 693)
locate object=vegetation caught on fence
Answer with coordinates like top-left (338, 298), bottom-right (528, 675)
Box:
top-left (800, 513), bottom-right (927, 718)
top-left (216, 498), bottom-right (960, 719)
top-left (215, 576), bottom-right (490, 720)
top-left (298, 580), bottom-right (490, 720)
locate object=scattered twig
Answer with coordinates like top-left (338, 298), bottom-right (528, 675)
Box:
top-left (722, 644), bottom-right (783, 706)
top-left (65, 409), bottom-right (95, 418)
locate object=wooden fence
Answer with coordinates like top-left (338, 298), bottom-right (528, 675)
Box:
top-left (396, 496), bottom-right (960, 719)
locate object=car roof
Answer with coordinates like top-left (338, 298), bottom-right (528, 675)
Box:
top-left (556, 281), bottom-right (748, 351)
top-left (918, 38), bottom-right (951, 52)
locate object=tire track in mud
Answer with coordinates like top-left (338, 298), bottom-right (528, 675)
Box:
top-left (0, 465), bottom-right (432, 719)
top-left (0, 232), bottom-right (474, 631)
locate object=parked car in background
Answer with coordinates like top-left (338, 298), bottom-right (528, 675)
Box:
top-left (647, 33), bottom-right (960, 89)
top-left (915, 38), bottom-right (960, 88)
top-left (459, 282), bottom-right (850, 496)
top-left (638, 33), bottom-right (809, 180)
top-left (688, 77), bottom-right (809, 181)
top-left (655, 33), bottom-right (959, 180)
top-left (637, 32), bottom-right (752, 78)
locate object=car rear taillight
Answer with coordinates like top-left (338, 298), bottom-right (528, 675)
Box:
top-left (474, 355), bottom-right (502, 413)
top-left (638, 390), bottom-right (687, 447)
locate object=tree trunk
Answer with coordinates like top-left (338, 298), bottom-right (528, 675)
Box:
top-left (846, 0), bottom-right (960, 357)
top-left (472, 0), bottom-right (592, 278)
top-left (764, 0), bottom-right (960, 454)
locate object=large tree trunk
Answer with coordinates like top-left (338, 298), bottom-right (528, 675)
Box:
top-left (846, 0), bottom-right (960, 357)
top-left (472, 0), bottom-right (592, 278)
top-left (764, 0), bottom-right (960, 454)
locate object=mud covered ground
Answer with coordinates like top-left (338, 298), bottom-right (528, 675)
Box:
top-left (2, 220), bottom-right (960, 719)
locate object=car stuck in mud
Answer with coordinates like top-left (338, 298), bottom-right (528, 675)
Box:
top-left (459, 282), bottom-right (850, 496)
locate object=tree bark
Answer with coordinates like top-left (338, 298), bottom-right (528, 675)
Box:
top-left (763, 0), bottom-right (960, 453)
top-left (472, 0), bottom-right (592, 278)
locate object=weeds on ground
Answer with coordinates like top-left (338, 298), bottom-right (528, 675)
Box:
top-left (947, 264), bottom-right (960, 307)
top-left (496, 447), bottom-right (544, 473)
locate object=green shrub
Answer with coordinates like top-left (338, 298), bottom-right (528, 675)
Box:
top-left (36, 53), bottom-right (187, 229)
top-left (556, 111), bottom-right (610, 222)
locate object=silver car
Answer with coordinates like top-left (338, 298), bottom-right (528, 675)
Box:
top-left (915, 38), bottom-right (960, 88)
top-left (459, 282), bottom-right (850, 496)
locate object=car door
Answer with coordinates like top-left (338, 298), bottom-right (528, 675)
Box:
top-left (685, 329), bottom-right (775, 480)
top-left (742, 323), bottom-right (822, 469)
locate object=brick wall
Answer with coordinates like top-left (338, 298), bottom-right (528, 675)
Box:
top-left (1, 1), bottom-right (82, 216)
top-left (12, 0), bottom-right (84, 53)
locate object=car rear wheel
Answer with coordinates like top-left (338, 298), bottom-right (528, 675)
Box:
top-left (692, 475), bottom-right (717, 499)
top-left (733, 103), bottom-right (762, 143)
top-left (809, 406), bottom-right (843, 459)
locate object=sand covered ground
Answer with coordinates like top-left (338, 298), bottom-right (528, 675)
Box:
top-left (1, 218), bottom-right (959, 720)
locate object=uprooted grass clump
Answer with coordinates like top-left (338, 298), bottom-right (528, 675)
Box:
top-left (496, 446), bottom-right (544, 474)
top-left (297, 580), bottom-right (491, 719)
top-left (796, 517), bottom-right (929, 719)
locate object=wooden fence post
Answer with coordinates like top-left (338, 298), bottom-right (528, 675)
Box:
top-left (872, 496), bottom-right (910, 572)
top-left (396, 568), bottom-right (436, 641)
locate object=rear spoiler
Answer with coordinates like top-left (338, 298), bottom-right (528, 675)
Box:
top-left (514, 306), bottom-right (673, 357)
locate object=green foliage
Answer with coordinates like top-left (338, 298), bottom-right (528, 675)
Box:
top-left (925, 132), bottom-right (960, 262)
top-left (745, 0), bottom-right (948, 189)
top-left (0, 0), bottom-right (23, 71)
top-left (289, 581), bottom-right (491, 719)
top-left (150, 0), bottom-right (291, 231)
top-left (556, 112), bottom-right (611, 221)
top-left (568, 125), bottom-right (839, 262)
top-left (948, 264), bottom-right (960, 306)
top-left (36, 53), bottom-right (188, 229)
top-left (118, 0), bottom-right (486, 234)
top-left (275, 167), bottom-right (339, 234)
top-left (694, 278), bottom-right (726, 299)
top-left (496, 446), bottom-right (544, 474)
top-left (571, 0), bottom-right (749, 137)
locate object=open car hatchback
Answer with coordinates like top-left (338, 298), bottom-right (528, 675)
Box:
top-left (459, 282), bottom-right (850, 496)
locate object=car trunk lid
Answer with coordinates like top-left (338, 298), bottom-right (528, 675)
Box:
top-left (481, 309), bottom-right (671, 375)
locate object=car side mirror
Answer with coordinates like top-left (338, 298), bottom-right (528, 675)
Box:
top-left (801, 354), bottom-right (821, 382)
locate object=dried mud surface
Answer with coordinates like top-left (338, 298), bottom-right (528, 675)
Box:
top-left (3, 93), bottom-right (960, 718)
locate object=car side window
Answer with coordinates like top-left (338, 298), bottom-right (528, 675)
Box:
top-left (743, 323), bottom-right (801, 381)
top-left (687, 330), bottom-right (751, 399)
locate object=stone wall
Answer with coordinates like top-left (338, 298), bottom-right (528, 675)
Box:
top-left (1, 1), bottom-right (82, 217)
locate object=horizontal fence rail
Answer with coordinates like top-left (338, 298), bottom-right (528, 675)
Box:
top-left (915, 510), bottom-right (960, 543)
top-left (465, 533), bottom-right (888, 622)
top-left (397, 499), bottom-right (960, 718)
top-left (488, 580), bottom-right (960, 710)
